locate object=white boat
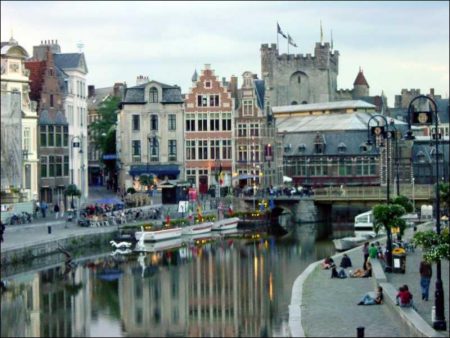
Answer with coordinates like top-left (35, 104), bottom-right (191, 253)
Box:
top-left (212, 217), bottom-right (240, 231)
top-left (181, 222), bottom-right (213, 235)
top-left (135, 237), bottom-right (183, 252)
top-left (333, 236), bottom-right (369, 251)
top-left (135, 226), bottom-right (183, 242)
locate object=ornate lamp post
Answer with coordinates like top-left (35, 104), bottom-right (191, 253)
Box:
top-left (389, 120), bottom-right (401, 196)
top-left (405, 95), bottom-right (446, 331)
top-left (367, 114), bottom-right (393, 272)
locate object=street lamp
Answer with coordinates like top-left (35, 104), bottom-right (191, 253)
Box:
top-left (71, 135), bottom-right (82, 222)
top-left (389, 120), bottom-right (401, 196)
top-left (405, 95), bottom-right (446, 331)
top-left (367, 114), bottom-right (393, 272)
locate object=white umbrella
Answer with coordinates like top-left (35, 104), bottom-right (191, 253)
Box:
top-left (283, 176), bottom-right (293, 183)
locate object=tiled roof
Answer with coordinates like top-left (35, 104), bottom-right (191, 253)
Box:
top-left (87, 87), bottom-right (114, 109)
top-left (53, 53), bottom-right (87, 73)
top-left (122, 81), bottom-right (183, 104)
top-left (353, 70), bottom-right (369, 87)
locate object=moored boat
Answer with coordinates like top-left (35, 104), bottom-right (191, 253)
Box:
top-left (333, 236), bottom-right (368, 251)
top-left (135, 226), bottom-right (183, 242)
top-left (181, 221), bottom-right (213, 235)
top-left (135, 237), bottom-right (183, 252)
top-left (212, 217), bottom-right (240, 231)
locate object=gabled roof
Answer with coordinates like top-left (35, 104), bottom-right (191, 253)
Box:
top-left (353, 69), bottom-right (369, 87)
top-left (87, 87), bottom-right (115, 110)
top-left (53, 53), bottom-right (88, 74)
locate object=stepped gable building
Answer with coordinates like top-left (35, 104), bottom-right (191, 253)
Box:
top-left (26, 39), bottom-right (89, 205)
top-left (117, 76), bottom-right (184, 192)
top-left (25, 43), bottom-right (69, 204)
top-left (261, 41), bottom-right (386, 111)
top-left (184, 64), bottom-right (235, 194)
top-left (234, 71), bottom-right (280, 190)
top-left (1, 36), bottom-right (39, 203)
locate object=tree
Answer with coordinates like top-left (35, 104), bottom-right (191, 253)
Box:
top-left (392, 195), bottom-right (414, 213)
top-left (65, 184), bottom-right (81, 209)
top-left (412, 228), bottom-right (450, 262)
top-left (439, 182), bottom-right (449, 214)
top-left (139, 175), bottom-right (154, 191)
top-left (88, 96), bottom-right (121, 184)
top-left (373, 203), bottom-right (407, 235)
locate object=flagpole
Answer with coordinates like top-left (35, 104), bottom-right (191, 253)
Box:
top-left (277, 24), bottom-right (279, 50)
top-left (287, 34), bottom-right (289, 54)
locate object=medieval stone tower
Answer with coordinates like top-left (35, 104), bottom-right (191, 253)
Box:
top-left (261, 42), bottom-right (339, 108)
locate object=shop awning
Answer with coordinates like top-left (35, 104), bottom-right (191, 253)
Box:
top-left (129, 164), bottom-right (180, 177)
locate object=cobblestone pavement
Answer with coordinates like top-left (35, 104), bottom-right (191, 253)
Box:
top-left (301, 244), bottom-right (416, 337)
top-left (387, 222), bottom-right (450, 336)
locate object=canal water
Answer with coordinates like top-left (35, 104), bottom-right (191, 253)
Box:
top-left (1, 224), bottom-right (339, 337)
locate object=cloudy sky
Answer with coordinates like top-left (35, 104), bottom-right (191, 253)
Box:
top-left (2, 1), bottom-right (449, 106)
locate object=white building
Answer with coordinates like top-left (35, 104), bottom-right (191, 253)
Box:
top-left (117, 76), bottom-right (185, 191)
top-left (53, 52), bottom-right (89, 201)
top-left (1, 37), bottom-right (39, 201)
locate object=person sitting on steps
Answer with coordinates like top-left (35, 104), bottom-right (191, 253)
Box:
top-left (396, 284), bottom-right (415, 309)
top-left (350, 260), bottom-right (372, 278)
top-left (339, 254), bottom-right (352, 268)
top-left (358, 286), bottom-right (384, 305)
top-left (321, 256), bottom-right (335, 270)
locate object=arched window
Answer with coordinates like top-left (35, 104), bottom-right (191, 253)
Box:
top-left (416, 151), bottom-right (426, 163)
top-left (338, 142), bottom-right (347, 153)
top-left (291, 101), bottom-right (298, 105)
top-left (149, 87), bottom-right (158, 103)
top-left (151, 115), bottom-right (158, 131)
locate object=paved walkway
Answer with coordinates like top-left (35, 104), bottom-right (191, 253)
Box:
top-left (290, 221), bottom-right (449, 337)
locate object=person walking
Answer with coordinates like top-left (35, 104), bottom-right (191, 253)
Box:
top-left (0, 221), bottom-right (5, 242)
top-left (362, 242), bottom-right (370, 269)
top-left (369, 243), bottom-right (378, 260)
top-left (419, 258), bottom-right (432, 301)
top-left (59, 200), bottom-right (65, 219)
top-left (54, 202), bottom-right (60, 219)
top-left (41, 201), bottom-right (48, 218)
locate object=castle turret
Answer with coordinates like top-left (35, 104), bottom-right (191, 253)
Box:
top-left (314, 42), bottom-right (331, 70)
top-left (260, 43), bottom-right (278, 77)
top-left (353, 68), bottom-right (369, 98)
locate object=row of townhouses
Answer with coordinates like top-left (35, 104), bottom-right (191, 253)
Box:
top-left (1, 34), bottom-right (449, 219)
top-left (1, 37), bottom-right (88, 217)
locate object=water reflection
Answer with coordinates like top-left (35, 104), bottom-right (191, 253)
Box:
top-left (1, 225), bottom-right (335, 337)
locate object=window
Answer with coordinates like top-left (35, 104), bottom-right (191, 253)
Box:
top-left (186, 169), bottom-right (196, 185)
top-left (50, 94), bottom-right (54, 108)
top-left (56, 156), bottom-right (62, 176)
top-left (168, 114), bottom-right (176, 131)
top-left (338, 143), bottom-right (347, 154)
top-left (238, 145), bottom-right (248, 162)
top-left (222, 140), bottom-right (232, 159)
top-left (252, 144), bottom-right (260, 162)
top-left (298, 144), bottom-right (306, 154)
top-left (150, 138), bottom-right (159, 162)
top-left (55, 126), bottom-right (62, 147)
top-left (238, 124), bottom-right (247, 137)
top-left (168, 140), bottom-right (177, 161)
top-left (222, 113), bottom-right (232, 131)
top-left (209, 113), bottom-right (220, 131)
top-left (132, 115), bottom-right (140, 131)
top-left (151, 115), bottom-right (158, 131)
top-left (250, 123), bottom-right (259, 137)
top-left (209, 95), bottom-right (219, 107)
top-left (210, 140), bottom-right (220, 159)
top-left (149, 87), bottom-right (158, 103)
top-left (48, 126), bottom-right (54, 146)
top-left (186, 140), bottom-right (196, 160)
top-left (205, 81), bottom-right (211, 88)
top-left (40, 156), bottom-right (48, 177)
top-left (243, 100), bottom-right (253, 116)
top-left (49, 156), bottom-right (55, 177)
top-left (186, 113), bottom-right (196, 131)
top-left (198, 140), bottom-right (208, 159)
top-left (356, 157), bottom-right (376, 176)
top-left (40, 126), bottom-right (47, 147)
top-left (338, 158), bottom-right (352, 176)
top-left (64, 156), bottom-right (69, 176)
top-left (63, 126), bottom-right (69, 147)
top-left (417, 151), bottom-right (426, 163)
top-left (197, 95), bottom-right (208, 107)
top-left (198, 113), bottom-right (207, 131)
top-left (132, 140), bottom-right (141, 162)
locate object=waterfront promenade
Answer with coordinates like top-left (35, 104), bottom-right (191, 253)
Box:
top-left (290, 221), bottom-right (449, 337)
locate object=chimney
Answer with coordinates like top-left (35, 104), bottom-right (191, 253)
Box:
top-left (113, 82), bottom-right (124, 98)
top-left (136, 75), bottom-right (148, 86)
top-left (430, 88), bottom-right (435, 96)
top-left (88, 85), bottom-right (95, 98)
top-left (204, 64), bottom-right (211, 70)
top-left (229, 75), bottom-right (238, 98)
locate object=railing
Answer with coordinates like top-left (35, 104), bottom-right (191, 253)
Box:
top-left (313, 185), bottom-right (434, 201)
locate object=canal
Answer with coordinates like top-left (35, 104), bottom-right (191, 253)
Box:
top-left (1, 224), bottom-right (341, 337)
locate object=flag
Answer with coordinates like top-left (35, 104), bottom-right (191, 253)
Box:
top-left (288, 34), bottom-right (297, 47)
top-left (320, 20), bottom-right (323, 43)
top-left (277, 22), bottom-right (287, 39)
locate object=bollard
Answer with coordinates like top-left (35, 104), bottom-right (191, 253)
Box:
top-left (357, 326), bottom-right (365, 338)
top-left (48, 226), bottom-right (52, 234)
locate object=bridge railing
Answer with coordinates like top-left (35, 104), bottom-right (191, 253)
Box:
top-left (313, 185), bottom-right (434, 201)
